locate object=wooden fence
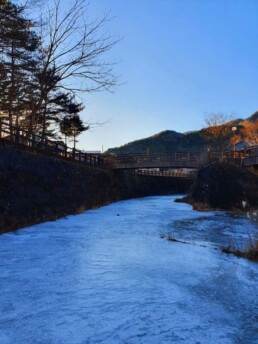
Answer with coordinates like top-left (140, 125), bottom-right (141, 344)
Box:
top-left (0, 120), bottom-right (103, 167)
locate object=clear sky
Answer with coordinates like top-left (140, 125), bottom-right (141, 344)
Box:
top-left (72, 1), bottom-right (258, 151)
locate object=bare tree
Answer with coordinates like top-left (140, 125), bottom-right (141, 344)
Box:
top-left (33, 0), bottom-right (120, 137)
top-left (202, 113), bottom-right (236, 157)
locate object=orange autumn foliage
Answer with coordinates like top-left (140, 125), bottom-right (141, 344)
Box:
top-left (240, 119), bottom-right (258, 145)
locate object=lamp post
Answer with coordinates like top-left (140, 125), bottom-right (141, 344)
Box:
top-left (232, 126), bottom-right (237, 158)
top-left (207, 145), bottom-right (211, 163)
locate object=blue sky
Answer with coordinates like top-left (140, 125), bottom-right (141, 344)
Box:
top-left (67, 1), bottom-right (258, 150)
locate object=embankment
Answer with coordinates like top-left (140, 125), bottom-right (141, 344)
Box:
top-left (0, 143), bottom-right (192, 233)
top-left (180, 162), bottom-right (258, 211)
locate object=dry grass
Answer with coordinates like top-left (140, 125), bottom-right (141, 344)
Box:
top-left (161, 230), bottom-right (258, 262)
top-left (222, 234), bottom-right (258, 261)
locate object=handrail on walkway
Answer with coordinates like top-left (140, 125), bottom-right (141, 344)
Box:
top-left (0, 119), bottom-right (103, 167)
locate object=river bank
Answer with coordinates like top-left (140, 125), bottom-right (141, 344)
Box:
top-left (0, 143), bottom-right (192, 233)
top-left (177, 162), bottom-right (258, 211)
top-left (175, 162), bottom-right (258, 260)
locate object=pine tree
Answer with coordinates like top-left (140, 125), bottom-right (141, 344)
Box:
top-left (59, 95), bottom-right (88, 148)
top-left (0, 0), bottom-right (39, 128)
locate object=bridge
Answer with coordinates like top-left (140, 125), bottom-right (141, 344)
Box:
top-left (104, 152), bottom-right (209, 170)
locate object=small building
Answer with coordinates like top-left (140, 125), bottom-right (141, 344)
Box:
top-left (225, 141), bottom-right (258, 159)
top-left (226, 140), bottom-right (252, 152)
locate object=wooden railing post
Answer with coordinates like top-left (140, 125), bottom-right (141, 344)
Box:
top-left (15, 128), bottom-right (20, 143)
top-left (32, 134), bottom-right (36, 148)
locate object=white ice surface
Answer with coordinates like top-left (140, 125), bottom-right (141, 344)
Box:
top-left (0, 196), bottom-right (257, 344)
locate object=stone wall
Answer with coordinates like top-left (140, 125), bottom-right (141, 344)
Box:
top-left (0, 143), bottom-right (192, 233)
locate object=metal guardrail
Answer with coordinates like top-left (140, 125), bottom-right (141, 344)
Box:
top-left (0, 120), bottom-right (103, 167)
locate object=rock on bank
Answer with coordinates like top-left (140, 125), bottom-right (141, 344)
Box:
top-left (0, 143), bottom-right (191, 233)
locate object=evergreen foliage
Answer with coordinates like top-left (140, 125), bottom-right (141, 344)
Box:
top-left (0, 0), bottom-right (118, 145)
top-left (0, 0), bottom-right (39, 128)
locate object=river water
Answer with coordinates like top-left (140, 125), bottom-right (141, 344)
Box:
top-left (0, 196), bottom-right (257, 344)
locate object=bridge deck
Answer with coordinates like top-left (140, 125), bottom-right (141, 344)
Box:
top-left (105, 152), bottom-right (209, 170)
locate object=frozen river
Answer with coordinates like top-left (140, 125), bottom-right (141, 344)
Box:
top-left (0, 196), bottom-right (257, 344)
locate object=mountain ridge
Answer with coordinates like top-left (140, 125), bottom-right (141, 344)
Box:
top-left (107, 112), bottom-right (257, 154)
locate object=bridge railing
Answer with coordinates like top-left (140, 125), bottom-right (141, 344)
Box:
top-left (0, 119), bottom-right (103, 167)
top-left (243, 155), bottom-right (258, 167)
top-left (105, 151), bottom-right (211, 169)
top-left (111, 152), bottom-right (208, 163)
top-left (131, 169), bottom-right (197, 179)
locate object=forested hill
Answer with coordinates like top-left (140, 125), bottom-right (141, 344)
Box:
top-left (107, 129), bottom-right (208, 154)
top-left (107, 112), bottom-right (258, 154)
top-left (246, 111), bottom-right (258, 123)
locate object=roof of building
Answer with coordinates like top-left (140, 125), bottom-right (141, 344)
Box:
top-left (226, 140), bottom-right (258, 152)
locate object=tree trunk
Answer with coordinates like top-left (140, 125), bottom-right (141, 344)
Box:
top-left (73, 135), bottom-right (76, 150)
top-left (8, 42), bottom-right (15, 130)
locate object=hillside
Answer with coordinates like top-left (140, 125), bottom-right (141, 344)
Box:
top-left (107, 112), bottom-right (257, 154)
top-left (246, 111), bottom-right (258, 122)
top-left (107, 129), bottom-right (208, 154)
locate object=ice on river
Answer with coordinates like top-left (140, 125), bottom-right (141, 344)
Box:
top-left (0, 196), bottom-right (257, 344)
